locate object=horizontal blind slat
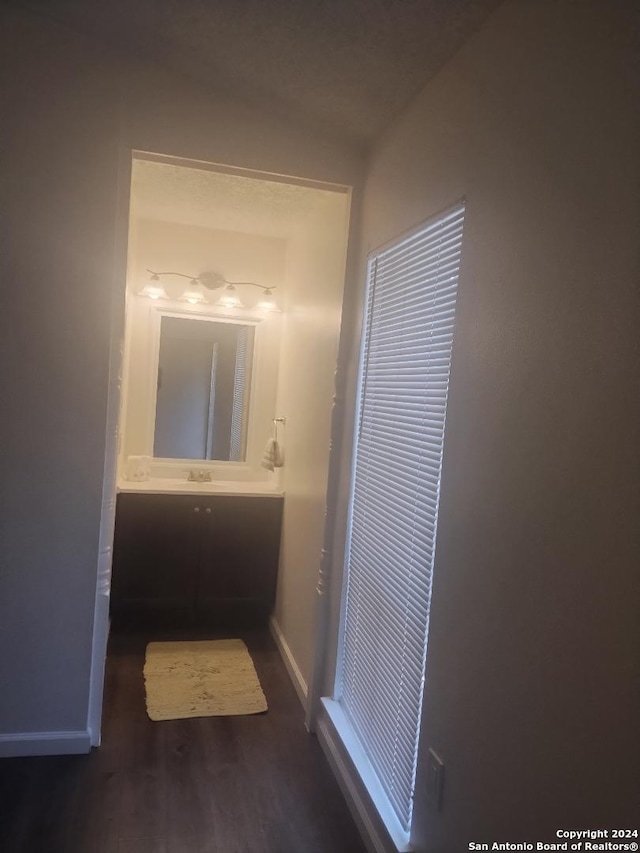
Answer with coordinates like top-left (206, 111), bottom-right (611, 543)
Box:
top-left (377, 226), bottom-right (464, 273)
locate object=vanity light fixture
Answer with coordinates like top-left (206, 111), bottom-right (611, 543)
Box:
top-left (217, 284), bottom-right (244, 309)
top-left (140, 268), bottom-right (278, 311)
top-left (179, 279), bottom-right (207, 305)
top-left (139, 273), bottom-right (169, 300)
top-left (255, 289), bottom-right (278, 312)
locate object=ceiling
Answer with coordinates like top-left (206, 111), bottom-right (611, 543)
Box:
top-left (15, 0), bottom-right (501, 149)
top-left (131, 158), bottom-right (342, 238)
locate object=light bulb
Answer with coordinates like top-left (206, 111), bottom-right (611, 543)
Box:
top-left (139, 274), bottom-right (168, 300)
top-left (217, 285), bottom-right (244, 309)
top-left (256, 290), bottom-right (278, 312)
top-left (180, 279), bottom-right (207, 305)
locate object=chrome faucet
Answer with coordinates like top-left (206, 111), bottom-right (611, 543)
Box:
top-left (188, 469), bottom-right (212, 483)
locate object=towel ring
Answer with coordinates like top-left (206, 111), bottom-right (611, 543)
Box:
top-left (272, 416), bottom-right (286, 440)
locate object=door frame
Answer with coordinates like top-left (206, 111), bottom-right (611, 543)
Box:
top-left (87, 145), bottom-right (132, 745)
top-left (87, 146), bottom-right (357, 746)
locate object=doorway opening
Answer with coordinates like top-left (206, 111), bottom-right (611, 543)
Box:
top-left (89, 151), bottom-right (353, 751)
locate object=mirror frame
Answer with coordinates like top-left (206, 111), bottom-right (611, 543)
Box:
top-left (144, 304), bottom-right (265, 469)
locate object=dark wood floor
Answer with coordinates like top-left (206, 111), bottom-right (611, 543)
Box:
top-left (0, 627), bottom-right (367, 853)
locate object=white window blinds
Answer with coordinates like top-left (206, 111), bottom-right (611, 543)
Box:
top-left (339, 201), bottom-right (465, 833)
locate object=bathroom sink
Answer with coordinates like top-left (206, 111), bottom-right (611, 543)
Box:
top-left (117, 477), bottom-right (283, 498)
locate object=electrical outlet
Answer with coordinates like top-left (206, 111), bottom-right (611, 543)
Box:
top-left (426, 748), bottom-right (445, 810)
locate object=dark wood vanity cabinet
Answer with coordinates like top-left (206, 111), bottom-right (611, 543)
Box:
top-left (110, 493), bottom-right (283, 627)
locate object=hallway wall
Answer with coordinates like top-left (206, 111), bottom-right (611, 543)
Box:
top-left (0, 5), bottom-right (362, 751)
top-left (272, 191), bottom-right (352, 696)
top-left (329, 0), bottom-right (639, 847)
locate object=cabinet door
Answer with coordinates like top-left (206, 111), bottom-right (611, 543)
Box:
top-left (111, 494), bottom-right (200, 621)
top-left (197, 496), bottom-right (283, 621)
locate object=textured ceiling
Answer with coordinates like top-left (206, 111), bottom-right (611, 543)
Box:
top-left (131, 158), bottom-right (341, 237)
top-left (15, 0), bottom-right (501, 148)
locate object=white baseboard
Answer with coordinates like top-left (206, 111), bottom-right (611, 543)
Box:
top-left (0, 730), bottom-right (91, 758)
top-left (317, 700), bottom-right (410, 853)
top-left (316, 714), bottom-right (389, 853)
top-left (269, 615), bottom-right (308, 710)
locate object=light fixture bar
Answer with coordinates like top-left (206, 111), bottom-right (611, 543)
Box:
top-left (145, 268), bottom-right (276, 293)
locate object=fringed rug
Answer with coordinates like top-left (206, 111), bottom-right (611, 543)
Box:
top-left (143, 638), bottom-right (267, 721)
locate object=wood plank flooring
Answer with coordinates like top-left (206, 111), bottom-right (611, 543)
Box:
top-left (0, 627), bottom-right (367, 853)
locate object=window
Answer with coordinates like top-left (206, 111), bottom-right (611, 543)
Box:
top-left (337, 202), bottom-right (465, 838)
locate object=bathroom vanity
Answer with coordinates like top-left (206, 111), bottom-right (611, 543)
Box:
top-left (110, 484), bottom-right (283, 627)
top-left (113, 280), bottom-right (287, 628)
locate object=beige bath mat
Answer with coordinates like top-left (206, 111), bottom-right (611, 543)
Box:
top-left (143, 639), bottom-right (267, 721)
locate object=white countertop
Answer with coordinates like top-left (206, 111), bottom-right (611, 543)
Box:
top-left (117, 478), bottom-right (284, 498)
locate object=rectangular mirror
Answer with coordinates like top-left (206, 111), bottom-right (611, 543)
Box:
top-left (153, 316), bottom-right (254, 462)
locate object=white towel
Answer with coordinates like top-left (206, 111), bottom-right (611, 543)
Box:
top-left (261, 437), bottom-right (283, 471)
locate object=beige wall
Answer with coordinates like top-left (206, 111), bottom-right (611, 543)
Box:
top-left (0, 5), bottom-right (361, 746)
top-left (273, 192), bottom-right (352, 690)
top-left (330, 0), bottom-right (638, 846)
